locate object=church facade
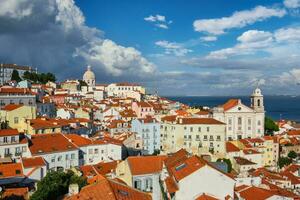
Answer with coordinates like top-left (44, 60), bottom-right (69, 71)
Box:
top-left (212, 88), bottom-right (265, 140)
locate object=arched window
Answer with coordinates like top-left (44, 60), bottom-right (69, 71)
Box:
top-left (258, 120), bottom-right (261, 126)
top-left (238, 117), bottom-right (242, 125)
top-left (257, 99), bottom-right (261, 107)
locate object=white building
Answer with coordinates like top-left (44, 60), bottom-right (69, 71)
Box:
top-left (0, 129), bottom-right (31, 160)
top-left (0, 87), bottom-right (36, 109)
top-left (0, 64), bottom-right (36, 85)
top-left (106, 83), bottom-right (145, 101)
top-left (29, 133), bottom-right (79, 171)
top-left (65, 134), bottom-right (122, 166)
top-left (212, 88), bottom-right (265, 140)
top-left (161, 149), bottom-right (235, 200)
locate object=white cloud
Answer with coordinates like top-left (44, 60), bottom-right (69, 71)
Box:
top-left (0, 0), bottom-right (33, 19)
top-left (193, 6), bottom-right (286, 35)
top-left (0, 0), bottom-right (155, 80)
top-left (274, 27), bottom-right (300, 42)
top-left (200, 36), bottom-right (217, 42)
top-left (144, 14), bottom-right (171, 29)
top-left (207, 30), bottom-right (273, 59)
top-left (144, 14), bottom-right (165, 22)
top-left (75, 39), bottom-right (155, 76)
top-left (155, 24), bottom-right (168, 29)
top-left (155, 40), bottom-right (192, 56)
top-left (275, 68), bottom-right (300, 85)
top-left (284, 0), bottom-right (300, 8)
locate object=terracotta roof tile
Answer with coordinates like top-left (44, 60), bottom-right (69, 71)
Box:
top-left (128, 155), bottom-right (167, 175)
top-left (221, 99), bottom-right (239, 111)
top-left (2, 187), bottom-right (29, 200)
top-left (0, 163), bottom-right (24, 179)
top-left (0, 129), bottom-right (19, 137)
top-left (2, 104), bottom-right (23, 111)
top-left (29, 133), bottom-right (77, 155)
top-left (22, 157), bottom-right (46, 168)
top-left (226, 142), bottom-right (240, 152)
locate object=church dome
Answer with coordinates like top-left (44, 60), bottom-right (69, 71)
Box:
top-left (83, 65), bottom-right (95, 81)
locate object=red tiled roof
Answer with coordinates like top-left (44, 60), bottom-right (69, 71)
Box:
top-left (22, 157), bottom-right (46, 168)
top-left (170, 155), bottom-right (206, 181)
top-left (238, 186), bottom-right (277, 200)
top-left (287, 130), bottom-right (300, 136)
top-left (2, 104), bottom-right (23, 111)
top-left (0, 163), bottom-right (24, 178)
top-left (65, 175), bottom-right (151, 200)
top-left (0, 87), bottom-right (35, 95)
top-left (226, 142), bottom-right (240, 152)
top-left (234, 157), bottom-right (256, 165)
top-left (195, 193), bottom-right (219, 200)
top-left (81, 161), bottom-right (118, 178)
top-left (2, 187), bottom-right (29, 200)
top-left (0, 129), bottom-right (19, 137)
top-left (165, 176), bottom-right (178, 193)
top-left (29, 133), bottom-right (77, 155)
top-left (222, 99), bottom-right (239, 111)
top-left (65, 134), bottom-right (92, 147)
top-left (128, 155), bottom-right (167, 175)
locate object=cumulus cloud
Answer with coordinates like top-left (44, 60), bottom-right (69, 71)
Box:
top-left (274, 27), bottom-right (300, 42)
top-left (284, 0), bottom-right (300, 8)
top-left (155, 40), bottom-right (192, 56)
top-left (207, 30), bottom-right (274, 59)
top-left (0, 0), bottom-right (155, 81)
top-left (274, 68), bottom-right (300, 86)
top-left (144, 14), bottom-right (172, 29)
top-left (193, 6), bottom-right (286, 35)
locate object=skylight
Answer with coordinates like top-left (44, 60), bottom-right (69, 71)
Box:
top-left (175, 163), bottom-right (186, 171)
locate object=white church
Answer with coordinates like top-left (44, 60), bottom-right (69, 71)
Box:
top-left (212, 88), bottom-right (265, 140)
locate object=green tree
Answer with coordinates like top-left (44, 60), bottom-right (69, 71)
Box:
top-left (288, 151), bottom-right (298, 159)
top-left (217, 158), bottom-right (232, 173)
top-left (265, 117), bottom-right (279, 136)
top-left (11, 69), bottom-right (22, 82)
top-left (30, 170), bottom-right (86, 200)
top-left (278, 157), bottom-right (292, 168)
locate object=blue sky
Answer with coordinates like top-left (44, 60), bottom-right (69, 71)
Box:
top-left (0, 0), bottom-right (300, 95)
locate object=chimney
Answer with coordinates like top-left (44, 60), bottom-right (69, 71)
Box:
top-left (68, 184), bottom-right (79, 196)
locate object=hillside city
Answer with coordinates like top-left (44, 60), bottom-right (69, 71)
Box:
top-left (0, 64), bottom-right (299, 200)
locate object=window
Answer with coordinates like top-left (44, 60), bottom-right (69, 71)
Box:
top-left (51, 157), bottom-right (55, 163)
top-left (196, 135), bottom-right (200, 141)
top-left (184, 126), bottom-right (187, 130)
top-left (14, 117), bottom-right (19, 124)
top-left (188, 135), bottom-right (192, 140)
top-left (66, 154), bottom-right (69, 160)
top-left (3, 137), bottom-right (8, 143)
top-left (209, 135), bottom-right (213, 141)
top-left (134, 180), bottom-right (141, 190)
top-left (257, 99), bottom-right (261, 107)
top-left (207, 127), bottom-right (210, 132)
top-left (11, 136), bottom-right (16, 143)
top-left (258, 120), bottom-right (261, 126)
top-left (238, 117), bottom-right (242, 125)
top-left (22, 146), bottom-right (27, 152)
top-left (71, 153), bottom-right (75, 159)
top-left (204, 135), bottom-right (208, 141)
top-left (217, 136), bottom-right (221, 141)
top-left (198, 127), bottom-right (201, 132)
top-left (94, 149), bottom-right (99, 154)
top-left (4, 148), bottom-right (10, 156)
top-left (15, 147), bottom-right (20, 153)
top-left (190, 127), bottom-right (193, 132)
top-left (228, 118), bottom-right (232, 125)
top-left (58, 156), bottom-right (62, 161)
top-left (89, 149), bottom-right (93, 154)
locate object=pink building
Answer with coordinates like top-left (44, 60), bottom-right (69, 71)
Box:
top-left (132, 101), bottom-right (155, 118)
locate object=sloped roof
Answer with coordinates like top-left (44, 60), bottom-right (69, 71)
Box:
top-left (128, 155), bottom-right (167, 175)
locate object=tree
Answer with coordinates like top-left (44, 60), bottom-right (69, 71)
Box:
top-left (265, 117), bottom-right (279, 136)
top-left (11, 69), bottom-right (22, 82)
top-left (288, 151), bottom-right (297, 159)
top-left (278, 157), bottom-right (292, 168)
top-left (22, 71), bottom-right (56, 84)
top-left (217, 158), bottom-right (232, 173)
top-left (30, 170), bottom-right (86, 200)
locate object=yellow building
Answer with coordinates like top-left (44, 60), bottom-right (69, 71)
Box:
top-left (160, 116), bottom-right (226, 158)
top-left (0, 104), bottom-right (36, 132)
top-left (26, 117), bottom-right (68, 135)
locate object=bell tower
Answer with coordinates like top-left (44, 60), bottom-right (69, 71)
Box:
top-left (251, 87), bottom-right (264, 112)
